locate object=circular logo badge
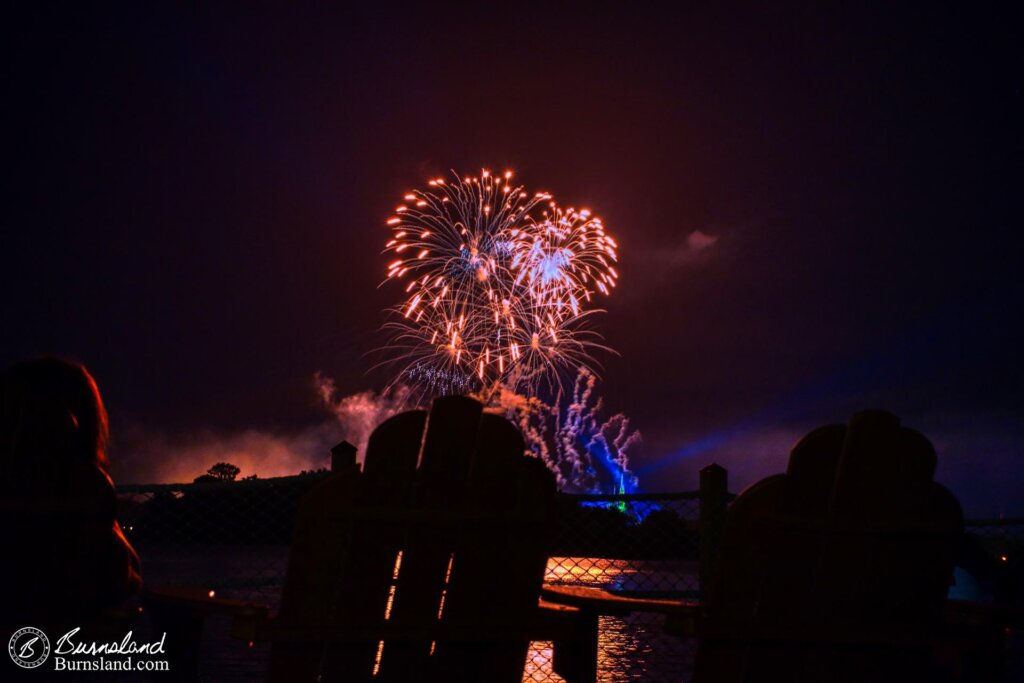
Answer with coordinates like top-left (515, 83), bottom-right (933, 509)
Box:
top-left (8, 627), bottom-right (50, 669)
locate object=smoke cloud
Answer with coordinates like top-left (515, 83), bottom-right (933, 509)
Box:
top-left (109, 374), bottom-right (413, 485)
top-left (312, 372), bottom-right (411, 456)
top-left (111, 422), bottom-right (337, 484)
top-left (663, 229), bottom-right (719, 266)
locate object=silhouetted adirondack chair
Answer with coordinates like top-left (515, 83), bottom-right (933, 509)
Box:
top-left (691, 410), bottom-right (964, 682)
top-left (147, 395), bottom-right (595, 682)
top-left (545, 411), bottom-right (1017, 682)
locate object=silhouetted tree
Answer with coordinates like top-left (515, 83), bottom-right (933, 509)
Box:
top-left (206, 462), bottom-right (240, 482)
top-left (299, 467), bottom-right (329, 476)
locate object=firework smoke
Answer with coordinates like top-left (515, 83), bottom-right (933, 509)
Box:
top-left (111, 377), bottom-right (414, 484)
top-left (314, 372), bottom-right (410, 455)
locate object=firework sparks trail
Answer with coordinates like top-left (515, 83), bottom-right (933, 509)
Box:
top-left (380, 170), bottom-right (619, 396)
top-left (484, 368), bottom-right (640, 493)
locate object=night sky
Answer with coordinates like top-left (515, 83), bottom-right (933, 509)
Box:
top-left (3, 5), bottom-right (1021, 514)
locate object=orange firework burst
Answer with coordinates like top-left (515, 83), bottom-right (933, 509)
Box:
top-left (380, 169), bottom-right (619, 396)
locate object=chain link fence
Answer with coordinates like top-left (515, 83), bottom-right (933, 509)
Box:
top-left (117, 474), bottom-right (1020, 682)
top-left (118, 474), bottom-right (329, 606)
top-left (965, 517), bottom-right (1024, 559)
top-left (117, 477), bottom-right (719, 682)
top-left (529, 493), bottom-right (708, 682)
top-left (960, 516), bottom-right (1024, 607)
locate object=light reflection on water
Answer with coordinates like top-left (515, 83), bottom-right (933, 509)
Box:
top-left (524, 557), bottom-right (698, 683)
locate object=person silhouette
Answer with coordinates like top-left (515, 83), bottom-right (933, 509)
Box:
top-left (0, 357), bottom-right (142, 631)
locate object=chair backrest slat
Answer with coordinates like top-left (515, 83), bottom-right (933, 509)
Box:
top-left (376, 396), bottom-right (482, 679)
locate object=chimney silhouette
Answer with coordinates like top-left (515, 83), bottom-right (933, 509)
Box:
top-left (331, 440), bottom-right (357, 472)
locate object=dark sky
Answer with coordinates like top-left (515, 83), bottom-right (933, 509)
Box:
top-left (3, 4), bottom-right (1021, 514)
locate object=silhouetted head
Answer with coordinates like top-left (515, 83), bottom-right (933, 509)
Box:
top-left (0, 359), bottom-right (142, 625)
top-left (0, 357), bottom-right (111, 484)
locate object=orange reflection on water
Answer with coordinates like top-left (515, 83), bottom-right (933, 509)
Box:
top-left (524, 617), bottom-right (647, 683)
top-left (526, 557), bottom-right (673, 682)
top-left (524, 640), bottom-right (564, 682)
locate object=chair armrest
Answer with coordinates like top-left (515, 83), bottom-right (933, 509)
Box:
top-left (542, 584), bottom-right (700, 616)
top-left (143, 584), bottom-right (270, 619)
top-left (143, 585), bottom-right (271, 643)
top-left (542, 584), bottom-right (703, 638)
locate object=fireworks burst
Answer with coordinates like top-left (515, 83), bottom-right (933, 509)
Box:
top-left (380, 170), bottom-right (619, 396)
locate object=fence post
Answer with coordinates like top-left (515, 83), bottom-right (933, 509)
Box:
top-left (699, 463), bottom-right (728, 603)
top-left (331, 440), bottom-right (357, 472)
